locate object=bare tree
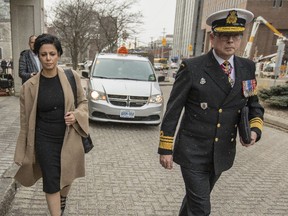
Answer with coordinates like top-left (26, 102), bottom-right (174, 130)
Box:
top-left (94, 0), bottom-right (143, 52)
top-left (49, 0), bottom-right (143, 70)
top-left (51, 0), bottom-right (97, 69)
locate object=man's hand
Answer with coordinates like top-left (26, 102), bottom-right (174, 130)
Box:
top-left (240, 131), bottom-right (257, 147)
top-left (160, 155), bottom-right (173, 170)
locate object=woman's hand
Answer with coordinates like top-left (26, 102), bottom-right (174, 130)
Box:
top-left (64, 111), bottom-right (76, 126)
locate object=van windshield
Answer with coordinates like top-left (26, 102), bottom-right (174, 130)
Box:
top-left (92, 59), bottom-right (156, 81)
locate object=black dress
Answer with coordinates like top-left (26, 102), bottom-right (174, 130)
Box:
top-left (35, 74), bottom-right (66, 194)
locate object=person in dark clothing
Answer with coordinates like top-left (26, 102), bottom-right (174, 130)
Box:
top-left (18, 35), bottom-right (41, 84)
top-left (14, 34), bottom-right (89, 216)
top-left (1, 59), bottom-right (7, 73)
top-left (158, 8), bottom-right (264, 215)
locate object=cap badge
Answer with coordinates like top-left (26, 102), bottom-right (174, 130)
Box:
top-left (226, 11), bottom-right (238, 24)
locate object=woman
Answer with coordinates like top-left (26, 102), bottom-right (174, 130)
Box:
top-left (14, 34), bottom-right (89, 216)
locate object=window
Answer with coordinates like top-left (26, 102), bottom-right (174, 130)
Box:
top-left (93, 58), bottom-right (154, 81)
top-left (273, 0), bottom-right (283, 7)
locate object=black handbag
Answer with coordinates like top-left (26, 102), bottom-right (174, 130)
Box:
top-left (64, 69), bottom-right (94, 153)
top-left (81, 134), bottom-right (94, 153)
top-left (238, 106), bottom-right (251, 144)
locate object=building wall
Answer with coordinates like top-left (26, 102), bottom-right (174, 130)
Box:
top-left (0, 22), bottom-right (12, 60)
top-left (172, 0), bottom-right (185, 61)
top-left (172, 0), bottom-right (202, 61)
top-left (0, 0), bottom-right (12, 60)
top-left (10, 0), bottom-right (44, 95)
top-left (246, 0), bottom-right (288, 58)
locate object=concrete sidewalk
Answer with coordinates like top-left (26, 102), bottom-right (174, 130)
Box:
top-left (0, 96), bottom-right (20, 216)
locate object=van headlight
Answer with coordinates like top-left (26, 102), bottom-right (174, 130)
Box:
top-left (149, 94), bottom-right (163, 104)
top-left (90, 90), bottom-right (106, 101)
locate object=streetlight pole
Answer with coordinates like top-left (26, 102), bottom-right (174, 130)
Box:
top-left (161, 28), bottom-right (166, 58)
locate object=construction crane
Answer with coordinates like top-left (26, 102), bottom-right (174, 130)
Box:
top-left (243, 16), bottom-right (285, 59)
top-left (242, 16), bottom-right (287, 79)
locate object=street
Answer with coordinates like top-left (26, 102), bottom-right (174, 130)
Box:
top-left (1, 84), bottom-right (288, 215)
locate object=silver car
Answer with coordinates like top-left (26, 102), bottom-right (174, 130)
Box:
top-left (82, 53), bottom-right (164, 125)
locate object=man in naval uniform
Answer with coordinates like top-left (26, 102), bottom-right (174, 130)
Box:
top-left (158, 8), bottom-right (264, 216)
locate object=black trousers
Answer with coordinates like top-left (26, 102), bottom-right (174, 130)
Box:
top-left (179, 166), bottom-right (221, 216)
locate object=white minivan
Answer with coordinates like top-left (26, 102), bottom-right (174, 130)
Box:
top-left (82, 51), bottom-right (164, 125)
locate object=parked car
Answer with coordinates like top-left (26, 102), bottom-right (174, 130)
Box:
top-left (82, 52), bottom-right (164, 125)
top-left (83, 60), bottom-right (93, 71)
top-left (78, 60), bottom-right (93, 71)
top-left (154, 63), bottom-right (164, 71)
top-left (170, 62), bottom-right (178, 69)
top-left (260, 62), bottom-right (275, 78)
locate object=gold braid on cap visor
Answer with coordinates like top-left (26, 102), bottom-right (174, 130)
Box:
top-left (214, 26), bottom-right (245, 32)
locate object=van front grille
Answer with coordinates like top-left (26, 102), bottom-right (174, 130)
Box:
top-left (107, 94), bottom-right (148, 107)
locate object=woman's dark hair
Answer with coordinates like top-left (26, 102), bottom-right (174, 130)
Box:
top-left (34, 33), bottom-right (63, 56)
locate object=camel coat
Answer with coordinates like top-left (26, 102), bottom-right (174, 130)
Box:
top-left (14, 67), bottom-right (89, 189)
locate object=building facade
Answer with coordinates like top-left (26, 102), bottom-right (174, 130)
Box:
top-left (172, 0), bottom-right (288, 61)
top-left (171, 0), bottom-right (203, 61)
top-left (0, 0), bottom-right (12, 60)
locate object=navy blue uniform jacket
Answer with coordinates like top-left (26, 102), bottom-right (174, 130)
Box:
top-left (158, 49), bottom-right (264, 175)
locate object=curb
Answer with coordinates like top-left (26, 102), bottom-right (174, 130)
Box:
top-left (0, 165), bottom-right (20, 216)
top-left (0, 178), bottom-right (17, 216)
top-left (264, 113), bottom-right (288, 131)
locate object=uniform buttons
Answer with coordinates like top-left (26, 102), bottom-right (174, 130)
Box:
top-left (215, 138), bottom-right (219, 142)
top-left (231, 138), bottom-right (234, 142)
top-left (217, 123), bottom-right (221, 128)
top-left (219, 109), bottom-right (223, 113)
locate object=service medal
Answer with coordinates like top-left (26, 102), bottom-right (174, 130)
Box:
top-left (242, 79), bottom-right (257, 97)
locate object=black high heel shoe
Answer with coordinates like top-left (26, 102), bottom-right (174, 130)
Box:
top-left (60, 195), bottom-right (67, 216)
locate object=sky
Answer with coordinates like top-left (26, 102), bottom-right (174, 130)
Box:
top-left (131, 0), bottom-right (177, 46)
top-left (44, 0), bottom-right (177, 46)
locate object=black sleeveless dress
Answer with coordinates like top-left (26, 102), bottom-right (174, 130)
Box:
top-left (35, 74), bottom-right (66, 194)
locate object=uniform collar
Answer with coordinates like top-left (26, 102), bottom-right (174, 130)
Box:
top-left (212, 49), bottom-right (234, 67)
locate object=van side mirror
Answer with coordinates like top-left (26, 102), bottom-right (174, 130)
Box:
top-left (82, 70), bottom-right (89, 78)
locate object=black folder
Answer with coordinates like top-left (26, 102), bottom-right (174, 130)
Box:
top-left (238, 106), bottom-right (251, 144)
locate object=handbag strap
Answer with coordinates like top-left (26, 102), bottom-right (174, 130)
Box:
top-left (64, 68), bottom-right (77, 108)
